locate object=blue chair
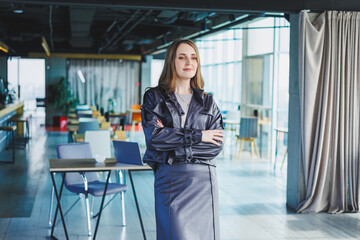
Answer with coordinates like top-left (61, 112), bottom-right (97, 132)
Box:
top-left (48, 142), bottom-right (128, 236)
top-left (78, 118), bottom-right (99, 134)
top-left (235, 117), bottom-right (260, 160)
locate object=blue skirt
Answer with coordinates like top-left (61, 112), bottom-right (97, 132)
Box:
top-left (154, 163), bottom-right (219, 240)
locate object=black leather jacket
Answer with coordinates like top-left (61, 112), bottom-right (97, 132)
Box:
top-left (141, 87), bottom-right (224, 169)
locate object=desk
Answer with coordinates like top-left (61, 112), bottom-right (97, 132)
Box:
top-left (49, 158), bottom-right (151, 240)
top-left (273, 127), bottom-right (288, 171)
top-left (109, 113), bottom-right (127, 130)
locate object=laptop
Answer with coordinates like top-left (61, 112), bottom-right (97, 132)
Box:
top-left (113, 141), bottom-right (143, 165)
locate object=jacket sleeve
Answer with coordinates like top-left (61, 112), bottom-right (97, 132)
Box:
top-left (191, 103), bottom-right (224, 160)
top-left (141, 90), bottom-right (202, 152)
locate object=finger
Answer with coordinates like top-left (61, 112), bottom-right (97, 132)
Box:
top-left (156, 120), bottom-right (164, 127)
top-left (213, 137), bottom-right (224, 142)
top-left (211, 130), bottom-right (224, 136)
top-left (210, 140), bottom-right (220, 146)
top-left (214, 133), bottom-right (224, 137)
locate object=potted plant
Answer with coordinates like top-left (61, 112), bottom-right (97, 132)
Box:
top-left (47, 77), bottom-right (79, 129)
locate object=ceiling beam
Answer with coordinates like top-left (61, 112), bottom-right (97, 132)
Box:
top-left (107, 10), bottom-right (153, 51)
top-left (2, 0), bottom-right (360, 12)
top-left (28, 52), bottom-right (141, 60)
top-left (99, 9), bottom-right (141, 53)
top-left (144, 14), bottom-right (262, 55)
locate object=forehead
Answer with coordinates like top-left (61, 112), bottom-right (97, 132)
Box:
top-left (176, 43), bottom-right (196, 55)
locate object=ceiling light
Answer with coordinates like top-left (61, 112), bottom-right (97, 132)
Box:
top-left (13, 9), bottom-right (23, 14)
top-left (0, 41), bottom-right (9, 53)
top-left (77, 70), bottom-right (86, 83)
top-left (41, 36), bottom-right (50, 56)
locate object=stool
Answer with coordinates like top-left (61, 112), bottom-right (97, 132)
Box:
top-left (0, 125), bottom-right (17, 163)
top-left (11, 114), bottom-right (31, 146)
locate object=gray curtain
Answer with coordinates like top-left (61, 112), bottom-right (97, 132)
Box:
top-left (298, 11), bottom-right (360, 213)
top-left (67, 59), bottom-right (140, 113)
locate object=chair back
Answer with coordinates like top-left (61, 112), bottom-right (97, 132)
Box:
top-left (77, 110), bottom-right (93, 118)
top-left (239, 117), bottom-right (258, 138)
top-left (131, 105), bottom-right (141, 122)
top-left (56, 143), bottom-right (98, 186)
top-left (78, 119), bottom-right (99, 134)
top-left (76, 105), bottom-right (90, 111)
top-left (84, 130), bottom-right (111, 158)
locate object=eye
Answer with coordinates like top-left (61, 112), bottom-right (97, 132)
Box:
top-left (178, 56), bottom-right (185, 60)
top-left (192, 57), bottom-right (197, 60)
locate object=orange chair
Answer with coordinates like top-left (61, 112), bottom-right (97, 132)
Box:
top-left (130, 105), bottom-right (141, 131)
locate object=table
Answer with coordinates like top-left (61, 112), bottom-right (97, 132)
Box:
top-left (49, 158), bottom-right (151, 240)
top-left (223, 119), bottom-right (241, 131)
top-left (273, 127), bottom-right (288, 170)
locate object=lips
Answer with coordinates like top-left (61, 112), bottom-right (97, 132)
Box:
top-left (183, 68), bottom-right (192, 71)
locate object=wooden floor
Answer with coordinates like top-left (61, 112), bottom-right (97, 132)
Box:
top-left (0, 116), bottom-right (360, 240)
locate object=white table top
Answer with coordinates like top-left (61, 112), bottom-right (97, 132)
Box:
top-left (274, 127), bottom-right (288, 133)
top-left (223, 119), bottom-right (241, 124)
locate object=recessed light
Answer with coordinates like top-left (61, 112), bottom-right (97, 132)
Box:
top-left (13, 9), bottom-right (23, 14)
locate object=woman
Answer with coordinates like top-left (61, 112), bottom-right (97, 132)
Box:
top-left (141, 39), bottom-right (224, 240)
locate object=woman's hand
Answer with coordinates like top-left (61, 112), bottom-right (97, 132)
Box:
top-left (156, 120), bottom-right (164, 128)
top-left (201, 130), bottom-right (224, 146)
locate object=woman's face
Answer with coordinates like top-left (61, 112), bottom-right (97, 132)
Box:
top-left (174, 43), bottom-right (198, 81)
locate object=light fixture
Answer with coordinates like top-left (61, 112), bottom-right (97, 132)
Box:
top-left (77, 70), bottom-right (86, 83)
top-left (41, 36), bottom-right (51, 56)
top-left (13, 9), bottom-right (23, 14)
top-left (0, 41), bottom-right (9, 53)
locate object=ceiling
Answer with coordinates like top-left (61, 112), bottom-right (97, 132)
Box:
top-left (0, 2), bottom-right (274, 57)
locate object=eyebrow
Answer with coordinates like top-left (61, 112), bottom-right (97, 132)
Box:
top-left (178, 53), bottom-right (197, 55)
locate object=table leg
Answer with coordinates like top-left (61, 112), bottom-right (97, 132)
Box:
top-left (128, 170), bottom-right (147, 240)
top-left (50, 172), bottom-right (69, 240)
top-left (93, 170), bottom-right (111, 240)
top-left (51, 173), bottom-right (66, 235)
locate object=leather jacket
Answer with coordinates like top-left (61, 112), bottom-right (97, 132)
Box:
top-left (141, 86), bottom-right (224, 169)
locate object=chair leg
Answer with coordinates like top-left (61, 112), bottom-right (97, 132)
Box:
top-left (121, 191), bottom-right (126, 226)
top-left (81, 173), bottom-right (92, 236)
top-left (85, 194), bottom-right (92, 236)
top-left (4, 130), bottom-right (8, 150)
top-left (238, 140), bottom-right (244, 160)
top-left (253, 140), bottom-right (261, 160)
top-left (235, 138), bottom-right (239, 158)
top-left (11, 130), bottom-right (15, 163)
top-left (49, 185), bottom-right (55, 227)
top-left (250, 140), bottom-right (254, 158)
top-left (90, 195), bottom-right (94, 217)
top-left (117, 170), bottom-right (126, 226)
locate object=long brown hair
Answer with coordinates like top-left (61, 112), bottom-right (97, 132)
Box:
top-left (158, 39), bottom-right (204, 93)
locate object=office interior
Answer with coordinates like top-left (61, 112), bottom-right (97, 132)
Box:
top-left (0, 0), bottom-right (359, 239)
